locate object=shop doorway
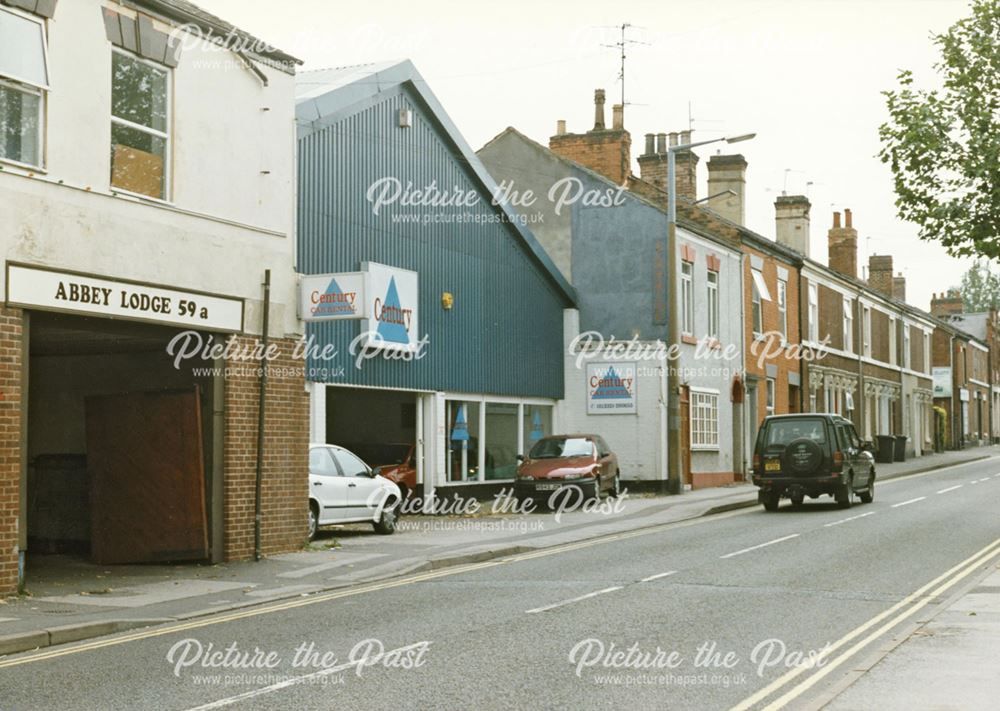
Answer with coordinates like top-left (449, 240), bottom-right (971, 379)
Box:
top-left (325, 387), bottom-right (420, 500)
top-left (25, 312), bottom-right (221, 574)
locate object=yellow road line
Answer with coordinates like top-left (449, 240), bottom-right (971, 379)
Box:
top-left (728, 536), bottom-right (1000, 711)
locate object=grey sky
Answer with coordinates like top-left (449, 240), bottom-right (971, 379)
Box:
top-left (199, 0), bottom-right (979, 312)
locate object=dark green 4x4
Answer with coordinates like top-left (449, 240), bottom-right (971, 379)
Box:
top-left (752, 414), bottom-right (876, 512)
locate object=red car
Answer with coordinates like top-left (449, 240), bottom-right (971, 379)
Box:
top-left (347, 443), bottom-right (416, 501)
top-left (514, 434), bottom-right (621, 503)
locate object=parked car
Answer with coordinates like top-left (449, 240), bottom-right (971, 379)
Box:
top-left (514, 434), bottom-right (620, 503)
top-left (752, 414), bottom-right (875, 511)
top-left (308, 443), bottom-right (402, 539)
top-left (347, 443), bottom-right (416, 501)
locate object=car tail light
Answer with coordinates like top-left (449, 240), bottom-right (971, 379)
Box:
top-left (832, 450), bottom-right (844, 472)
top-left (752, 454), bottom-right (761, 472)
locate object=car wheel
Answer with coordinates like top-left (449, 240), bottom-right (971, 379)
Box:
top-left (373, 500), bottom-right (398, 535)
top-left (307, 502), bottom-right (319, 541)
top-left (609, 473), bottom-right (621, 498)
top-left (859, 472), bottom-right (875, 504)
top-left (762, 492), bottom-right (780, 512)
top-left (836, 474), bottom-right (854, 509)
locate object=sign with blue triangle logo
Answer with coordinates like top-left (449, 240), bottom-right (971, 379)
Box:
top-left (451, 404), bottom-right (470, 442)
top-left (361, 262), bottom-right (419, 354)
top-left (586, 362), bottom-right (637, 414)
top-left (299, 271), bottom-right (365, 321)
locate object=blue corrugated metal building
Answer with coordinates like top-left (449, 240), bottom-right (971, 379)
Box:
top-left (295, 60), bottom-right (576, 499)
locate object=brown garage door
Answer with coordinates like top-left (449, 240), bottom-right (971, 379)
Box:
top-left (86, 387), bottom-right (208, 564)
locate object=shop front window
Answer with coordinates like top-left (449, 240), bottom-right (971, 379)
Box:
top-left (484, 403), bottom-right (519, 480)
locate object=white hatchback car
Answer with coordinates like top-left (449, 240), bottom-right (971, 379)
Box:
top-left (308, 443), bottom-right (402, 539)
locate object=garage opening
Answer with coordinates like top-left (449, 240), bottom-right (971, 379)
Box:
top-left (325, 387), bottom-right (419, 499)
top-left (25, 312), bottom-right (223, 577)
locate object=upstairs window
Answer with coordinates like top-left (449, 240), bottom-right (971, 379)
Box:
top-left (808, 283), bottom-right (819, 342)
top-left (681, 260), bottom-right (694, 336)
top-left (751, 268), bottom-right (770, 336)
top-left (862, 306), bottom-right (872, 358)
top-left (706, 269), bottom-right (719, 339)
top-left (842, 298), bottom-right (854, 352)
top-left (776, 279), bottom-right (787, 340)
top-left (0, 7), bottom-right (48, 168)
top-left (111, 50), bottom-right (170, 200)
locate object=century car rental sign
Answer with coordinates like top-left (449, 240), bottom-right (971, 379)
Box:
top-left (6, 263), bottom-right (244, 332)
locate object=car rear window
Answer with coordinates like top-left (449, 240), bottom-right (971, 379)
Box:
top-left (761, 419), bottom-right (827, 447)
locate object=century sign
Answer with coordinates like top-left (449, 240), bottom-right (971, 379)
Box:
top-left (361, 262), bottom-right (419, 353)
top-left (586, 362), bottom-right (637, 414)
top-left (299, 272), bottom-right (366, 321)
top-left (6, 263), bottom-right (244, 332)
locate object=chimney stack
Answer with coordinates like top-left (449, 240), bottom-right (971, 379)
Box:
top-left (892, 273), bottom-right (907, 302)
top-left (705, 153), bottom-right (747, 225)
top-left (867, 254), bottom-right (894, 297)
top-left (774, 195), bottom-right (811, 256)
top-left (612, 104), bottom-right (624, 130)
top-left (549, 88), bottom-right (632, 185)
top-left (931, 290), bottom-right (964, 317)
top-left (828, 209), bottom-right (858, 279)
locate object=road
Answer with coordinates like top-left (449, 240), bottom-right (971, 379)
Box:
top-left (1, 456), bottom-right (998, 711)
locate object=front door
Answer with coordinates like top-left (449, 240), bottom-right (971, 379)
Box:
top-left (680, 386), bottom-right (692, 486)
top-left (86, 388), bottom-right (208, 564)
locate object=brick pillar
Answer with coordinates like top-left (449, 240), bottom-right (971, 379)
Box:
top-left (0, 307), bottom-right (23, 596)
top-left (223, 336), bottom-right (309, 560)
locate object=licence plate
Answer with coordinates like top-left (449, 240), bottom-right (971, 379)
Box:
top-left (535, 483), bottom-right (559, 491)
top-left (764, 460), bottom-right (781, 473)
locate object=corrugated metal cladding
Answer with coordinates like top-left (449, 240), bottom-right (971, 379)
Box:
top-left (298, 88), bottom-right (567, 398)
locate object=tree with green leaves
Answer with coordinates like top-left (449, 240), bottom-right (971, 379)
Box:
top-left (955, 261), bottom-right (1000, 311)
top-left (879, 0), bottom-right (1000, 259)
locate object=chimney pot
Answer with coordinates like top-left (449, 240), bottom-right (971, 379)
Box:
top-left (644, 133), bottom-right (655, 156)
top-left (611, 103), bottom-right (624, 130)
top-left (844, 208), bottom-right (853, 228)
top-left (656, 133), bottom-right (667, 154)
top-left (679, 130), bottom-right (692, 146)
top-left (669, 132), bottom-right (678, 147)
top-left (556, 119), bottom-right (566, 136)
top-left (593, 89), bottom-right (606, 130)
top-left (833, 211), bottom-right (841, 229)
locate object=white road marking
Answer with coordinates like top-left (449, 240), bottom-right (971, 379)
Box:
top-left (639, 571), bottom-right (677, 583)
top-left (823, 511), bottom-right (876, 527)
top-left (182, 641), bottom-right (432, 710)
top-left (891, 496), bottom-right (927, 508)
top-left (970, 480), bottom-right (980, 485)
top-left (994, 473), bottom-right (1000, 478)
top-left (936, 485), bottom-right (963, 494)
top-left (978, 477), bottom-right (992, 483)
top-left (525, 586), bottom-right (623, 614)
top-left (720, 534), bottom-right (799, 559)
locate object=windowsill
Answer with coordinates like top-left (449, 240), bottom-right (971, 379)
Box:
top-left (681, 334), bottom-right (698, 346)
top-left (111, 186), bottom-right (172, 206)
top-left (691, 445), bottom-right (720, 452)
top-left (0, 158), bottom-right (46, 174)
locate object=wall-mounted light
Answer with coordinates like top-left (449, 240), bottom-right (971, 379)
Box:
top-left (441, 292), bottom-right (454, 310)
top-left (399, 108), bottom-right (412, 128)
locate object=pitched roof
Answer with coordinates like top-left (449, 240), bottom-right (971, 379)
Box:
top-left (295, 61), bottom-right (577, 307)
top-left (131, 0), bottom-right (302, 71)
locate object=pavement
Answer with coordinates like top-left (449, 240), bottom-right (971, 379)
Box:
top-left (0, 445), bottom-right (995, 667)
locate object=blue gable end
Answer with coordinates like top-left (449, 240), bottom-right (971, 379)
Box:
top-left (297, 66), bottom-right (571, 398)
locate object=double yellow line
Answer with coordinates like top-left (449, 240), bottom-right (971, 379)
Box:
top-left (729, 536), bottom-right (1000, 711)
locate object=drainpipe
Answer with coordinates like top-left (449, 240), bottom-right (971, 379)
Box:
top-left (798, 273), bottom-right (807, 412)
top-left (856, 298), bottom-right (864, 435)
top-left (254, 269), bottom-right (271, 561)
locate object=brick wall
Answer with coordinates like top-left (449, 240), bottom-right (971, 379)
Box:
top-left (0, 307), bottom-right (23, 596)
top-left (223, 336), bottom-right (308, 560)
top-left (818, 285), bottom-right (843, 349)
top-left (549, 129), bottom-right (632, 185)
